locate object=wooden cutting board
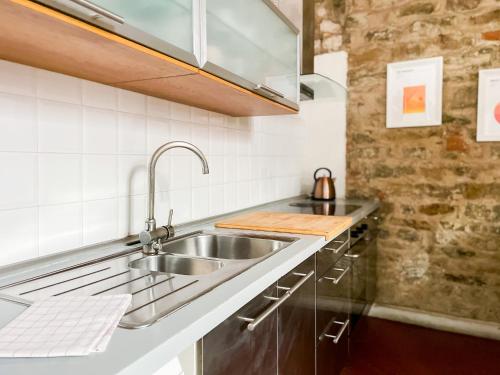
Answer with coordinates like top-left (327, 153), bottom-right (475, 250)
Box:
top-left (215, 212), bottom-right (352, 240)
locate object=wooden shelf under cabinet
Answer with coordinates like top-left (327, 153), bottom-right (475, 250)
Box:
top-left (0, 0), bottom-right (297, 117)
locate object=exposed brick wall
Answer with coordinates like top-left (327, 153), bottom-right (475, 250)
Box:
top-left (316, 0), bottom-right (500, 323)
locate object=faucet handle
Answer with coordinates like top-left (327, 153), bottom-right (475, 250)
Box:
top-left (167, 209), bottom-right (174, 227)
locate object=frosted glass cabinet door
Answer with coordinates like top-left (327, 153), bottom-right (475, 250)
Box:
top-left (41, 0), bottom-right (200, 66)
top-left (92, 0), bottom-right (194, 52)
top-left (204, 0), bottom-right (300, 106)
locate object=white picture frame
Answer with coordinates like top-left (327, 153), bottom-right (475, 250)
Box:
top-left (386, 57), bottom-right (443, 128)
top-left (477, 68), bottom-right (500, 142)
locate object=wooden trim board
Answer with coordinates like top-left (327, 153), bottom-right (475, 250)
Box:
top-left (0, 0), bottom-right (196, 83)
top-left (116, 72), bottom-right (295, 117)
top-left (215, 212), bottom-right (353, 240)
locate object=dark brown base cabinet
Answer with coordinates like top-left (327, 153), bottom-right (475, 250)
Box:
top-left (201, 256), bottom-right (316, 375)
top-left (201, 213), bottom-right (378, 375)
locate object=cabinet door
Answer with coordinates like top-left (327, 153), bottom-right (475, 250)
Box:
top-left (278, 255), bottom-right (315, 375)
top-left (316, 256), bottom-right (351, 375)
top-left (317, 320), bottom-right (348, 375)
top-left (202, 284), bottom-right (278, 375)
top-left (40, 0), bottom-right (200, 66)
top-left (204, 0), bottom-right (299, 107)
top-left (349, 248), bottom-right (367, 329)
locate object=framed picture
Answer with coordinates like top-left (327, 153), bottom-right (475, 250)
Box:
top-left (477, 68), bottom-right (500, 142)
top-left (386, 57), bottom-right (443, 128)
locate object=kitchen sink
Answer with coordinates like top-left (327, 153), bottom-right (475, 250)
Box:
top-left (129, 254), bottom-right (223, 275)
top-left (0, 231), bottom-right (297, 328)
top-left (161, 234), bottom-right (291, 260)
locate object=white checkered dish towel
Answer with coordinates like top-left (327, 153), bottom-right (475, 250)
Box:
top-left (0, 294), bottom-right (132, 357)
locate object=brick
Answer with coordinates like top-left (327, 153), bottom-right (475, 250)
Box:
top-left (441, 246), bottom-right (476, 258)
top-left (446, 0), bottom-right (481, 11)
top-left (446, 134), bottom-right (467, 152)
top-left (365, 29), bottom-right (394, 41)
top-left (442, 113), bottom-right (471, 125)
top-left (450, 86), bottom-right (477, 109)
top-left (399, 3), bottom-right (435, 16)
top-left (419, 204), bottom-right (455, 215)
top-left (373, 164), bottom-right (394, 178)
top-left (398, 228), bottom-right (422, 242)
top-left (320, 19), bottom-right (342, 34)
top-left (444, 273), bottom-right (485, 286)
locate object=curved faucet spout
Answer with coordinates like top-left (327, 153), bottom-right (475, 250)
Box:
top-left (140, 141), bottom-right (209, 255)
top-left (147, 141), bottom-right (209, 222)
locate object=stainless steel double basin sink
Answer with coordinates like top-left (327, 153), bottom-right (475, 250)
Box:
top-left (130, 233), bottom-right (291, 276)
top-left (0, 231), bottom-right (296, 328)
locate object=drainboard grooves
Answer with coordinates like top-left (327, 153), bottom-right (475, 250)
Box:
top-left (0, 249), bottom-right (143, 291)
top-left (129, 276), bottom-right (175, 295)
top-left (91, 273), bottom-right (154, 295)
top-left (20, 267), bottom-right (111, 295)
top-left (53, 270), bottom-right (131, 296)
top-left (125, 279), bottom-right (199, 316)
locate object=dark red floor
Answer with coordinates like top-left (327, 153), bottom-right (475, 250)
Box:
top-left (343, 317), bottom-right (500, 375)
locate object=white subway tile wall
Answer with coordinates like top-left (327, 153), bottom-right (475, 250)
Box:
top-left (0, 60), bottom-right (304, 266)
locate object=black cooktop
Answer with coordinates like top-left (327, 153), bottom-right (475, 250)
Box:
top-left (287, 201), bottom-right (361, 216)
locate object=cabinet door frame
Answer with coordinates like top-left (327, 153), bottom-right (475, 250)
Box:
top-left (199, 0), bottom-right (300, 109)
top-left (277, 255), bottom-right (316, 375)
top-left (38, 0), bottom-right (203, 67)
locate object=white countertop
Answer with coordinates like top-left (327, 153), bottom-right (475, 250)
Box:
top-left (0, 196), bottom-right (378, 374)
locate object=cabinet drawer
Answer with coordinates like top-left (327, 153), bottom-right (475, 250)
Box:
top-left (317, 230), bottom-right (350, 278)
top-left (316, 257), bottom-right (351, 339)
top-left (316, 257), bottom-right (350, 375)
top-left (317, 311), bottom-right (349, 375)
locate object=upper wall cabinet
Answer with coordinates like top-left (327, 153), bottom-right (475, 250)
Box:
top-left (39, 0), bottom-right (301, 108)
top-left (202, 0), bottom-right (300, 109)
top-left (0, 0), bottom-right (298, 116)
top-left (39, 0), bottom-right (201, 66)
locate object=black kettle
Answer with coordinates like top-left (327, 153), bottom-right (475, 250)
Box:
top-left (312, 168), bottom-right (336, 200)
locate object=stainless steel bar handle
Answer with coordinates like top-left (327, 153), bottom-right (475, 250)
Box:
top-left (320, 265), bottom-right (350, 284)
top-left (319, 318), bottom-right (349, 344)
top-left (255, 84), bottom-right (285, 98)
top-left (322, 239), bottom-right (349, 254)
top-left (241, 270), bottom-right (314, 332)
top-left (344, 244), bottom-right (369, 259)
top-left (70, 0), bottom-right (124, 24)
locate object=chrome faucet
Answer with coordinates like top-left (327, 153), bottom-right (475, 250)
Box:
top-left (139, 141), bottom-right (209, 255)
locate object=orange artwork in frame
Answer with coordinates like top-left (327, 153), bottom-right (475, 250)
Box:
top-left (403, 85), bottom-right (426, 114)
